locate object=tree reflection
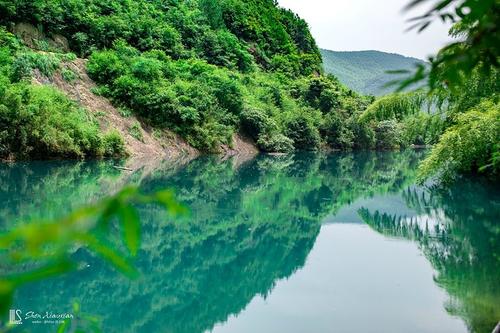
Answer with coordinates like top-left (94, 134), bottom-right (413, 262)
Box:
top-left (360, 180), bottom-right (500, 333)
top-left (10, 151), bottom-right (423, 332)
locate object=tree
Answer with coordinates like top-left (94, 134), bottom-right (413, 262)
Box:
top-left (397, 0), bottom-right (499, 91)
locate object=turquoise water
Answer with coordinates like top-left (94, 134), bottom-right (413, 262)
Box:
top-left (1, 151), bottom-right (499, 333)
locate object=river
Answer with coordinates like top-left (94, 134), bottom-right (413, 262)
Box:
top-left (1, 150), bottom-right (499, 333)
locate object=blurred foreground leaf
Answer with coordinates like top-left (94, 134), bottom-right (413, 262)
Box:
top-left (0, 186), bottom-right (186, 324)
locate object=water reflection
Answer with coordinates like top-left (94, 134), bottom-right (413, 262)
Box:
top-left (360, 180), bottom-right (500, 333)
top-left (2, 151), bottom-right (498, 332)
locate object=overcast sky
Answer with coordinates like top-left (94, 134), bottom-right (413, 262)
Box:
top-left (277, 0), bottom-right (453, 60)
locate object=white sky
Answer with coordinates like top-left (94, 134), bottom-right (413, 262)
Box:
top-left (278, 0), bottom-right (453, 60)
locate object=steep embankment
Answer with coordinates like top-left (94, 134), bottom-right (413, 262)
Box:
top-left (38, 57), bottom-right (259, 159)
top-left (1, 22), bottom-right (262, 160)
top-left (320, 49), bottom-right (427, 96)
top-left (32, 57), bottom-right (198, 159)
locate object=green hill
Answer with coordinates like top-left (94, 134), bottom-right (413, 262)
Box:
top-left (320, 49), bottom-right (427, 96)
top-left (0, 0), bottom-right (376, 158)
top-left (0, 0), bottom-right (438, 160)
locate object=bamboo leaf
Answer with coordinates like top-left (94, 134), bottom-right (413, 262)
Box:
top-left (85, 237), bottom-right (138, 278)
top-left (432, 0), bottom-right (454, 12)
top-left (155, 190), bottom-right (188, 216)
top-left (418, 21), bottom-right (432, 33)
top-left (57, 318), bottom-right (71, 333)
top-left (119, 205), bottom-right (141, 256)
top-left (386, 69), bottom-right (411, 74)
top-left (10, 259), bottom-right (75, 286)
top-left (404, 0), bottom-right (430, 11)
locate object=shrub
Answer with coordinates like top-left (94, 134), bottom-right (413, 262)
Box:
top-left (270, 54), bottom-right (300, 77)
top-left (240, 107), bottom-right (276, 140)
top-left (61, 68), bottom-right (77, 82)
top-left (0, 83), bottom-right (125, 159)
top-left (299, 53), bottom-right (322, 76)
top-left (284, 113), bottom-right (320, 150)
top-left (87, 50), bottom-right (125, 83)
top-left (86, 46), bottom-right (248, 150)
top-left (142, 85), bottom-right (180, 125)
top-left (131, 57), bottom-right (163, 81)
top-left (200, 30), bottom-right (253, 71)
top-left (400, 113), bottom-right (445, 146)
top-left (10, 53), bottom-right (32, 80)
top-left (303, 77), bottom-right (334, 108)
top-left (321, 111), bottom-right (354, 149)
top-left (11, 52), bottom-right (62, 81)
top-left (157, 25), bottom-right (184, 58)
top-left (375, 120), bottom-right (403, 150)
top-left (103, 130), bottom-right (127, 157)
top-left (210, 75), bottom-right (244, 115)
top-left (187, 120), bottom-right (234, 151)
top-left (111, 74), bottom-right (151, 109)
top-left (118, 107), bottom-right (133, 118)
top-left (350, 118), bottom-right (376, 149)
top-left (0, 28), bottom-right (19, 49)
top-left (71, 32), bottom-right (90, 56)
top-left (128, 121), bottom-right (144, 142)
top-left (318, 88), bottom-right (341, 113)
top-left (257, 133), bottom-right (294, 153)
top-left (360, 91), bottom-right (426, 122)
top-left (418, 100), bottom-right (500, 182)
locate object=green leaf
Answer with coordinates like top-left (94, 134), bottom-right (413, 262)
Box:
top-left (84, 236), bottom-right (138, 278)
top-left (155, 190), bottom-right (188, 216)
top-left (386, 69), bottom-right (411, 74)
top-left (0, 280), bottom-right (14, 319)
top-left (10, 259), bottom-right (75, 286)
top-left (119, 205), bottom-right (141, 256)
top-left (96, 198), bottom-right (120, 230)
top-left (432, 0), bottom-right (454, 12)
top-left (57, 318), bottom-right (71, 333)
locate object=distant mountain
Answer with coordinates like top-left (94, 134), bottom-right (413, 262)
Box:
top-left (320, 49), bottom-right (427, 96)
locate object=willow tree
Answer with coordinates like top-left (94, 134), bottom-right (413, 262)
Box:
top-left (397, 0), bottom-right (500, 182)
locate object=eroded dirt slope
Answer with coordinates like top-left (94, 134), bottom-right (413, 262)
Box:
top-left (32, 58), bottom-right (199, 160)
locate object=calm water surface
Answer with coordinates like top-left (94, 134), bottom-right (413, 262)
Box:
top-left (1, 151), bottom-right (499, 333)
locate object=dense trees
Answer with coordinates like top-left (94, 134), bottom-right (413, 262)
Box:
top-left (0, 0), bottom-right (363, 156)
top-left (82, 37), bottom-right (388, 152)
top-left (0, 0), bottom-right (321, 73)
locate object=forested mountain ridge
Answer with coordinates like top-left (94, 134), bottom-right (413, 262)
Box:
top-left (320, 49), bottom-right (427, 96)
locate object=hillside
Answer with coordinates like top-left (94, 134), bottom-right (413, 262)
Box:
top-left (1, 0), bottom-right (441, 162)
top-left (320, 49), bottom-right (427, 96)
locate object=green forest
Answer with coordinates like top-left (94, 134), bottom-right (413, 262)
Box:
top-left (0, 0), bottom-right (497, 182)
